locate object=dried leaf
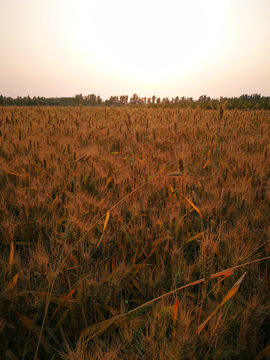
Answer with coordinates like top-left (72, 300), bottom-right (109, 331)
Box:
top-left (58, 236), bottom-right (78, 265)
top-left (172, 298), bottom-right (179, 325)
top-left (103, 211), bottom-right (110, 233)
top-left (48, 283), bottom-right (79, 325)
top-left (210, 268), bottom-right (234, 279)
top-left (131, 277), bottom-right (142, 293)
top-left (9, 241), bottom-right (14, 272)
top-left (185, 197), bottom-right (205, 219)
top-left (8, 272), bottom-right (20, 291)
top-left (222, 160), bottom-right (232, 173)
top-left (53, 308), bottom-right (69, 333)
top-left (212, 239), bottom-right (221, 259)
top-left (13, 310), bottom-right (41, 331)
top-left (136, 157), bottom-right (145, 164)
top-left (96, 211), bottom-right (110, 249)
top-left (106, 176), bottom-right (112, 187)
top-left (203, 159), bottom-right (210, 168)
top-left (186, 231), bottom-right (206, 244)
top-left (236, 141), bottom-right (243, 150)
top-left (76, 154), bottom-right (86, 162)
top-left (172, 298), bottom-right (179, 353)
top-left (197, 272), bottom-right (246, 334)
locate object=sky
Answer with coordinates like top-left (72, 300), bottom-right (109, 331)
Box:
top-left (0, 0), bottom-right (270, 101)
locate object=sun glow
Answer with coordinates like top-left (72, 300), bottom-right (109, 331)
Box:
top-left (63, 1), bottom-right (230, 87)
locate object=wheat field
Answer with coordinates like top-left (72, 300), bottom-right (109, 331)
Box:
top-left (0, 105), bottom-right (270, 359)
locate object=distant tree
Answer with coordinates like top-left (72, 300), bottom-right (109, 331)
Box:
top-left (162, 97), bottom-right (169, 104)
top-left (138, 97), bottom-right (146, 105)
top-left (97, 95), bottom-right (102, 106)
top-left (120, 95), bottom-right (128, 105)
top-left (89, 94), bottom-right (97, 106)
top-left (75, 94), bottom-right (83, 106)
top-left (1, 92), bottom-right (269, 109)
top-left (130, 94), bottom-right (139, 105)
top-left (0, 95), bottom-right (5, 106)
top-left (104, 96), bottom-right (114, 106)
top-left (112, 96), bottom-right (119, 105)
top-left (6, 97), bottom-right (14, 106)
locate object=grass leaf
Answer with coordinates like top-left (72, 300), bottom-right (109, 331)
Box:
top-left (197, 272), bottom-right (246, 334)
top-left (9, 241), bottom-right (14, 273)
top-left (185, 197), bottom-right (205, 219)
top-left (8, 272), bottom-right (20, 291)
top-left (103, 211), bottom-right (110, 233)
top-left (48, 284), bottom-right (79, 326)
top-left (186, 231), bottom-right (206, 244)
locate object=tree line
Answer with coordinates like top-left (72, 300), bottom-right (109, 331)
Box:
top-left (0, 93), bottom-right (269, 109)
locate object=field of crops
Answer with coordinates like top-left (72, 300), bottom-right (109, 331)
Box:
top-left (0, 106), bottom-right (270, 359)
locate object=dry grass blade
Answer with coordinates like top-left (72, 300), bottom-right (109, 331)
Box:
top-left (203, 159), bottom-right (210, 168)
top-left (211, 238), bottom-right (221, 259)
top-left (38, 167), bottom-right (55, 180)
top-left (103, 211), bottom-right (110, 233)
top-left (9, 241), bottom-right (14, 273)
top-left (76, 154), bottom-right (87, 162)
top-left (185, 231), bottom-right (206, 244)
top-left (106, 176), bottom-right (112, 188)
top-left (169, 171), bottom-right (183, 176)
top-left (78, 267), bottom-right (236, 348)
top-left (77, 303), bottom-right (153, 350)
top-left (197, 272), bottom-right (247, 334)
top-left (57, 232), bottom-right (78, 265)
top-left (12, 310), bottom-right (41, 331)
top-left (53, 308), bottom-right (69, 333)
top-left (255, 344), bottom-right (270, 359)
top-left (48, 284), bottom-right (80, 326)
top-left (136, 157), bottom-right (145, 164)
top-left (28, 292), bottom-right (76, 306)
top-left (96, 210), bottom-right (110, 248)
top-left (7, 272), bottom-right (20, 291)
top-left (172, 298), bottom-right (179, 353)
top-left (221, 160), bottom-right (232, 173)
top-left (185, 197), bottom-right (205, 219)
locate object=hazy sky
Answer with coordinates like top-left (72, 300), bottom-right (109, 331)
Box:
top-left (1, 0), bottom-right (270, 101)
